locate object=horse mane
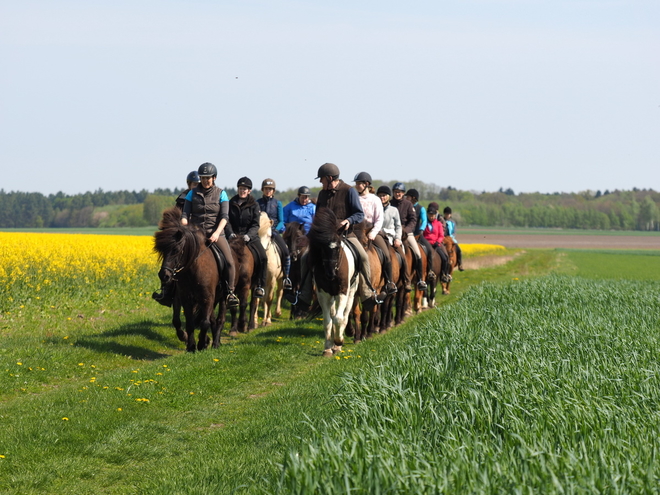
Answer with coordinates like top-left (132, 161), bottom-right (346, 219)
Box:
top-left (153, 208), bottom-right (205, 264)
top-left (158, 206), bottom-right (182, 231)
top-left (258, 212), bottom-right (271, 239)
top-left (308, 208), bottom-right (340, 246)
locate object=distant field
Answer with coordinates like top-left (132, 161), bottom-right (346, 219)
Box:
top-left (0, 227), bottom-right (157, 236)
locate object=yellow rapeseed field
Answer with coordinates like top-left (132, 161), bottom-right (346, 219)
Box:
top-left (0, 232), bottom-right (158, 312)
top-left (460, 243), bottom-right (506, 256)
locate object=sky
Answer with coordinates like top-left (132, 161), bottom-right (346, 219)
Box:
top-left (1, 0), bottom-right (659, 196)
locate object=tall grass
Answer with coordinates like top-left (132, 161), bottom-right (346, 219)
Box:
top-left (271, 276), bottom-right (660, 493)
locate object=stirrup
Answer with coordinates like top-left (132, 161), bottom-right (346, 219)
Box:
top-left (385, 282), bottom-right (397, 295)
top-left (227, 291), bottom-right (239, 307)
top-left (427, 271), bottom-right (437, 281)
top-left (417, 280), bottom-right (427, 291)
top-left (254, 287), bottom-right (265, 298)
top-left (152, 290), bottom-right (173, 307)
top-left (283, 278), bottom-right (293, 290)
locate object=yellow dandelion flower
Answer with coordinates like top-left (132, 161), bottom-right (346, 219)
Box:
top-left (117, 408), bottom-right (122, 411)
top-left (62, 417), bottom-right (69, 421)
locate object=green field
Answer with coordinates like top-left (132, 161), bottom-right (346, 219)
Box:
top-left (1, 248), bottom-right (659, 493)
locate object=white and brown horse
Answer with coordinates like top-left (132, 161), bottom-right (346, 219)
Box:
top-left (307, 208), bottom-right (359, 356)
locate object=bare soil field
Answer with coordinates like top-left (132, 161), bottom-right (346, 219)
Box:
top-left (460, 233), bottom-right (660, 250)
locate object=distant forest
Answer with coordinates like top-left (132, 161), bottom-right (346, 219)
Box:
top-left (1, 182), bottom-right (659, 231)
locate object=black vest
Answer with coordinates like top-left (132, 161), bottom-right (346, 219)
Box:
top-left (190, 185), bottom-right (223, 235)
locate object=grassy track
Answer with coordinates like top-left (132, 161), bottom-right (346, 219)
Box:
top-left (2, 248), bottom-right (659, 493)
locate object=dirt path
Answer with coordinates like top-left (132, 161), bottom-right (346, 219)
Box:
top-left (460, 234), bottom-right (660, 250)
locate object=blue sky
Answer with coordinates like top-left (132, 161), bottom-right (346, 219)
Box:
top-left (1, 0), bottom-right (658, 195)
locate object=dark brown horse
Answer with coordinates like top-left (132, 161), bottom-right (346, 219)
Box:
top-left (405, 235), bottom-right (429, 314)
top-left (308, 208), bottom-right (359, 356)
top-left (282, 221), bottom-right (310, 319)
top-left (441, 236), bottom-right (458, 295)
top-left (153, 207), bottom-right (223, 352)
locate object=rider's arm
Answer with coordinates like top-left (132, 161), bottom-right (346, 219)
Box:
top-left (275, 200), bottom-right (285, 233)
top-left (419, 206), bottom-right (428, 232)
top-left (345, 187), bottom-right (364, 226)
top-left (371, 196), bottom-right (384, 236)
top-left (181, 190), bottom-right (194, 224)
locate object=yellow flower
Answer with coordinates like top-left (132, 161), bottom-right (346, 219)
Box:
top-left (62, 417), bottom-right (69, 421)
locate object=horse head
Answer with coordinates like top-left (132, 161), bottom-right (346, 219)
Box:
top-left (153, 209), bottom-right (205, 283)
top-left (308, 208), bottom-right (343, 283)
top-left (283, 221), bottom-right (308, 262)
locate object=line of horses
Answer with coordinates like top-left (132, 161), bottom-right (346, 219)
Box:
top-left (153, 207), bottom-right (458, 355)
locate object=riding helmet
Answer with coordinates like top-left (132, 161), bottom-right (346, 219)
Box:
top-left (444, 206), bottom-right (452, 214)
top-left (186, 171), bottom-right (200, 183)
top-left (376, 185), bottom-right (392, 197)
top-left (392, 182), bottom-right (406, 192)
top-left (315, 162), bottom-right (340, 180)
top-left (353, 171), bottom-right (372, 184)
top-left (298, 186), bottom-right (311, 196)
top-left (427, 202), bottom-right (440, 216)
top-left (237, 176), bottom-right (253, 189)
top-left (405, 188), bottom-right (420, 201)
top-left (261, 178), bottom-right (276, 189)
top-left (198, 162), bottom-right (217, 178)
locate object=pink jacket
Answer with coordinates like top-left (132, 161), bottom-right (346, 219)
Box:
top-left (423, 218), bottom-right (445, 246)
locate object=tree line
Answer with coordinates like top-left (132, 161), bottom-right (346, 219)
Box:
top-left (1, 184), bottom-right (658, 231)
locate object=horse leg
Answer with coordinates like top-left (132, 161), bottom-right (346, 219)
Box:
top-left (248, 292), bottom-right (259, 331)
top-left (182, 304), bottom-right (197, 352)
top-left (212, 299), bottom-right (226, 348)
top-left (172, 298), bottom-right (186, 342)
top-left (229, 305), bottom-right (239, 337)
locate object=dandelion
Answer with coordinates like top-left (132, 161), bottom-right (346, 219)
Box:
top-left (213, 359), bottom-right (219, 362)
top-left (16, 362), bottom-right (22, 366)
top-left (0, 454), bottom-right (5, 458)
top-left (62, 417), bottom-right (69, 421)
top-left (117, 408), bottom-right (122, 411)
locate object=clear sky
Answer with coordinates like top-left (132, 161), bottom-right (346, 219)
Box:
top-left (2, 0), bottom-right (658, 196)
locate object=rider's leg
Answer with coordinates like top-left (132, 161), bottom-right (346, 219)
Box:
top-left (395, 243), bottom-right (412, 291)
top-left (286, 251), bottom-right (312, 307)
top-left (272, 232), bottom-right (292, 290)
top-left (373, 234), bottom-right (396, 294)
top-left (216, 236), bottom-right (239, 306)
top-left (406, 235), bottom-right (426, 290)
top-left (418, 235), bottom-right (435, 281)
top-left (456, 243), bottom-right (464, 270)
top-left (436, 244), bottom-right (449, 282)
top-left (248, 240), bottom-right (268, 297)
top-left (346, 236), bottom-right (376, 302)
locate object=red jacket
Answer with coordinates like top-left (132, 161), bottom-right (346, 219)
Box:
top-left (423, 218), bottom-right (445, 246)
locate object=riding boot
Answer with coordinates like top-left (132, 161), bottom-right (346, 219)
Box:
top-left (152, 281), bottom-right (174, 307)
top-left (254, 259), bottom-right (267, 298)
top-left (415, 256), bottom-right (427, 291)
top-left (457, 245), bottom-right (464, 271)
top-left (283, 255), bottom-right (292, 291)
top-left (383, 259), bottom-right (397, 295)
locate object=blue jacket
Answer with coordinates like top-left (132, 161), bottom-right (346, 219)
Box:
top-left (257, 196), bottom-right (285, 233)
top-left (283, 199), bottom-right (316, 234)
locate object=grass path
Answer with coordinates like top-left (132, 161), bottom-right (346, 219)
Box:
top-left (1, 249), bottom-right (559, 494)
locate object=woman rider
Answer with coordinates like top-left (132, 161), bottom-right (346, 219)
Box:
top-left (256, 178), bottom-right (293, 291)
top-left (175, 170), bottom-right (200, 210)
top-left (181, 162), bottom-right (239, 306)
top-left (225, 177), bottom-right (267, 298)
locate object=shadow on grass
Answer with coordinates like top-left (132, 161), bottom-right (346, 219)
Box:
top-left (73, 320), bottom-right (180, 360)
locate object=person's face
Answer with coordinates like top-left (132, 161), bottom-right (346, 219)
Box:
top-left (238, 186), bottom-right (250, 198)
top-left (428, 212), bottom-right (437, 221)
top-left (405, 195), bottom-right (416, 204)
top-left (320, 176), bottom-right (333, 190)
top-left (200, 176), bottom-right (214, 188)
top-left (354, 181), bottom-right (368, 194)
top-left (262, 187), bottom-right (275, 198)
top-left (378, 193), bottom-right (390, 205)
top-left (444, 213), bottom-right (451, 220)
top-left (298, 194), bottom-right (310, 205)
top-left (188, 181), bottom-right (199, 190)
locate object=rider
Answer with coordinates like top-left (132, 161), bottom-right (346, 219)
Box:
top-left (289, 163), bottom-right (378, 309)
top-left (257, 178), bottom-right (293, 291)
top-left (423, 202), bottom-right (451, 283)
top-left (175, 171), bottom-right (200, 210)
top-left (153, 162), bottom-right (238, 307)
top-left (405, 188), bottom-right (436, 284)
top-left (283, 186), bottom-right (316, 234)
top-left (225, 177), bottom-right (267, 298)
top-left (390, 182), bottom-right (427, 291)
top-left (354, 172), bottom-right (396, 295)
top-left (377, 185), bottom-right (411, 292)
top-left (443, 206), bottom-right (464, 271)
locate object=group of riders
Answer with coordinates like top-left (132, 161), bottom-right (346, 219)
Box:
top-left (153, 161), bottom-right (464, 310)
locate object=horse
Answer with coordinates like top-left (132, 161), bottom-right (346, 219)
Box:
top-left (353, 229), bottom-right (384, 343)
top-left (253, 212), bottom-right (284, 327)
top-left (378, 239), bottom-right (403, 331)
top-left (223, 212), bottom-right (271, 335)
top-left (307, 208), bottom-right (359, 356)
top-left (405, 235), bottom-right (429, 314)
top-left (441, 236), bottom-right (458, 295)
top-left (282, 221), bottom-right (310, 319)
top-left (424, 245), bottom-right (442, 309)
top-left (153, 207), bottom-right (223, 352)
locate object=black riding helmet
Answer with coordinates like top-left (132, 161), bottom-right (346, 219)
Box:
top-left (444, 206), bottom-right (452, 214)
top-left (392, 182), bottom-right (405, 192)
top-left (353, 171), bottom-right (372, 184)
top-left (237, 177), bottom-right (253, 189)
top-left (315, 163), bottom-right (340, 180)
top-left (405, 188), bottom-right (420, 202)
top-left (298, 186), bottom-right (311, 196)
top-left (187, 171), bottom-right (200, 183)
top-left (376, 185), bottom-right (392, 196)
top-left (198, 162), bottom-right (217, 178)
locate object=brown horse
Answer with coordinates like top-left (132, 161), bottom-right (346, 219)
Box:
top-left (282, 221), bottom-right (310, 319)
top-left (425, 244), bottom-right (442, 308)
top-left (153, 207), bottom-right (223, 352)
top-left (308, 208), bottom-right (359, 356)
top-left (441, 236), bottom-right (458, 295)
top-left (379, 240), bottom-right (404, 330)
top-left (405, 235), bottom-right (429, 314)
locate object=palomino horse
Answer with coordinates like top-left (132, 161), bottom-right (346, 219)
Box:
top-left (223, 212), bottom-right (271, 335)
top-left (153, 207), bottom-right (223, 352)
top-left (253, 212), bottom-right (284, 327)
top-left (307, 208), bottom-right (359, 356)
top-left (441, 236), bottom-right (458, 295)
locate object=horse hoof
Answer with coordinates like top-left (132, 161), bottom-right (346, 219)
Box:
top-left (354, 338), bottom-right (361, 344)
top-left (323, 349), bottom-right (333, 357)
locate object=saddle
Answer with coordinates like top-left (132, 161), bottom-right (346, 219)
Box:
top-left (341, 238), bottom-right (362, 286)
top-left (209, 243), bottom-right (226, 280)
